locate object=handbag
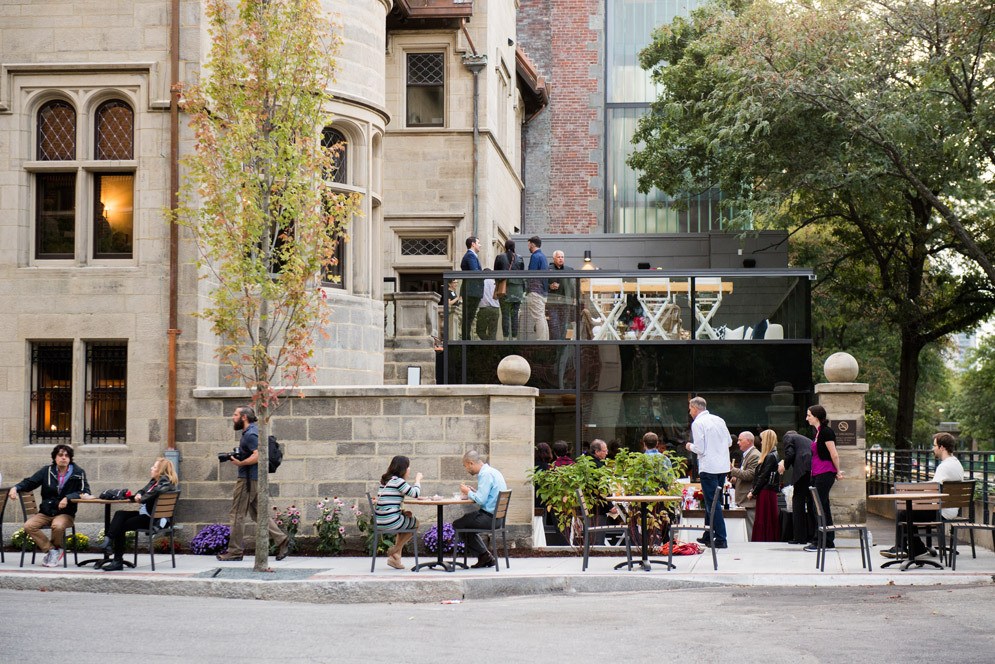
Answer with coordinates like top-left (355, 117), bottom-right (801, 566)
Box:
top-left (494, 279), bottom-right (507, 299)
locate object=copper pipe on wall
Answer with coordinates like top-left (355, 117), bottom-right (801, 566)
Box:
top-left (167, 0), bottom-right (181, 451)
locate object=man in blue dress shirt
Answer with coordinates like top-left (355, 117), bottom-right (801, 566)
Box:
top-left (455, 450), bottom-right (508, 568)
top-left (460, 236), bottom-right (483, 340)
top-left (523, 235), bottom-right (549, 340)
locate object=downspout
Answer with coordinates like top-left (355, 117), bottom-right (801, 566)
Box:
top-left (461, 20), bottom-right (486, 237)
top-left (167, 0), bottom-right (182, 462)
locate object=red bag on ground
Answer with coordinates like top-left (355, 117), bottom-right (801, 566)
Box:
top-left (657, 540), bottom-right (703, 556)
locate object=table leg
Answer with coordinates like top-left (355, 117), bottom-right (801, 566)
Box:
top-left (615, 503), bottom-right (674, 571)
top-left (411, 504), bottom-right (468, 573)
top-left (899, 499), bottom-right (942, 571)
top-left (78, 503), bottom-right (135, 569)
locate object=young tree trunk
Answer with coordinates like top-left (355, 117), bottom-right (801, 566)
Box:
top-left (893, 329), bottom-right (923, 451)
top-left (254, 399), bottom-right (271, 572)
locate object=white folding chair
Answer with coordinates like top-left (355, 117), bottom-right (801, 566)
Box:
top-left (587, 278), bottom-right (626, 340)
top-left (636, 277), bottom-right (673, 340)
top-left (692, 278), bottom-right (725, 339)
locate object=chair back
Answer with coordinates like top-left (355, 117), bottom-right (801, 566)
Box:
top-left (809, 486), bottom-right (827, 528)
top-left (493, 490), bottom-right (512, 523)
top-left (574, 489), bottom-right (591, 528)
top-left (940, 480), bottom-right (975, 515)
top-left (151, 490), bottom-right (180, 521)
top-left (19, 491), bottom-right (38, 518)
top-left (896, 481), bottom-right (941, 511)
top-left (0, 492), bottom-right (8, 521)
top-left (366, 491), bottom-right (377, 517)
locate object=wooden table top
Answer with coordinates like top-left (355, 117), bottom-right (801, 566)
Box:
top-left (868, 492), bottom-right (948, 501)
top-left (72, 497), bottom-right (133, 504)
top-left (608, 495), bottom-right (682, 503)
top-left (589, 281), bottom-right (733, 295)
top-left (405, 497), bottom-right (475, 506)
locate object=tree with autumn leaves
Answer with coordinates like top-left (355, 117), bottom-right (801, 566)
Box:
top-left (173, 0), bottom-right (359, 570)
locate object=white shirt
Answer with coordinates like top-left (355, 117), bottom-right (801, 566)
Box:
top-left (933, 455), bottom-right (965, 520)
top-left (688, 409), bottom-right (732, 474)
top-left (480, 278), bottom-right (500, 308)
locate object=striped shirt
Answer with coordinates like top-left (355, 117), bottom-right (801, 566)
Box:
top-left (375, 475), bottom-right (421, 529)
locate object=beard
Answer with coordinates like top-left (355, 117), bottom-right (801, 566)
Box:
top-left (233, 420), bottom-right (244, 431)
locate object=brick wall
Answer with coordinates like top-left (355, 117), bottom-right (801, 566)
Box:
top-left (519, 0), bottom-right (604, 235)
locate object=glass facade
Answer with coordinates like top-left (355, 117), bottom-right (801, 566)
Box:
top-left (444, 270), bottom-right (813, 458)
top-left (606, 0), bottom-right (735, 233)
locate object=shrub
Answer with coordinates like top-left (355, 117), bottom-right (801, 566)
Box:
top-left (314, 497), bottom-right (346, 555)
top-left (153, 538), bottom-right (182, 554)
top-left (11, 528), bottom-right (35, 551)
top-left (422, 523), bottom-right (464, 555)
top-left (270, 504), bottom-right (302, 555)
top-left (190, 524), bottom-right (230, 555)
top-left (65, 533), bottom-right (89, 552)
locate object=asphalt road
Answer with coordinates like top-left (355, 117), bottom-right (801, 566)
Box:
top-left (2, 584), bottom-right (993, 663)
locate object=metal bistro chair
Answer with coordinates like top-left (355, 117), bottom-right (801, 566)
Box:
top-left (133, 490), bottom-right (181, 571)
top-left (949, 496), bottom-right (995, 571)
top-left (574, 489), bottom-right (633, 572)
top-left (809, 486), bottom-right (872, 572)
top-left (366, 492), bottom-right (419, 573)
top-left (18, 491), bottom-right (79, 568)
top-left (894, 482), bottom-right (946, 564)
top-left (0, 490), bottom-right (8, 563)
top-left (668, 488), bottom-right (721, 571)
top-left (453, 490), bottom-right (512, 572)
top-left (939, 479), bottom-right (977, 563)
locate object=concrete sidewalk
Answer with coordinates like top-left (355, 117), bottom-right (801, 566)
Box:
top-left (1, 537), bottom-right (992, 604)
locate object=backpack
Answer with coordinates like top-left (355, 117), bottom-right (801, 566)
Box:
top-left (267, 435), bottom-right (283, 473)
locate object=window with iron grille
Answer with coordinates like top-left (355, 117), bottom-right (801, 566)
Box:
top-left (401, 237), bottom-right (448, 256)
top-left (407, 53), bottom-right (445, 127)
top-left (85, 343), bottom-right (127, 444)
top-left (30, 342), bottom-right (73, 444)
top-left (320, 236), bottom-right (346, 289)
top-left (321, 127), bottom-right (347, 184)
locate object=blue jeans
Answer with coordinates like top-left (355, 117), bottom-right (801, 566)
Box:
top-left (699, 472), bottom-right (727, 543)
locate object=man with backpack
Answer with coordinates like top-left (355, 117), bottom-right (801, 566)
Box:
top-left (216, 405), bottom-right (289, 562)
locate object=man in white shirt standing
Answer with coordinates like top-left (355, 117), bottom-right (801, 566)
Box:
top-left (881, 431), bottom-right (965, 559)
top-left (685, 397), bottom-right (732, 548)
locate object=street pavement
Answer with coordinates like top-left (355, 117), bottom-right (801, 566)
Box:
top-left (2, 584), bottom-right (995, 663)
top-left (0, 533), bottom-right (992, 605)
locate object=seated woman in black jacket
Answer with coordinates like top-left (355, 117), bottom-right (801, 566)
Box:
top-left (98, 457), bottom-right (178, 571)
top-left (747, 429), bottom-right (782, 542)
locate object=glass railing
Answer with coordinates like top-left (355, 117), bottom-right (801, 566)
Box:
top-left (441, 269), bottom-right (812, 343)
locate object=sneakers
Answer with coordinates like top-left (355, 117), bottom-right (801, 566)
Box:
top-left (802, 542), bottom-right (833, 552)
top-left (43, 548), bottom-right (64, 568)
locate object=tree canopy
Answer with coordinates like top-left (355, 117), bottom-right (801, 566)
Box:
top-left (630, 0), bottom-right (995, 447)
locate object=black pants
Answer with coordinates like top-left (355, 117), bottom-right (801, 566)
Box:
top-left (894, 509), bottom-right (936, 553)
top-left (108, 510), bottom-right (150, 558)
top-left (500, 301), bottom-right (521, 338)
top-left (462, 296), bottom-right (480, 340)
top-left (811, 472), bottom-right (836, 546)
top-left (791, 472), bottom-right (816, 544)
top-left (454, 509), bottom-right (493, 557)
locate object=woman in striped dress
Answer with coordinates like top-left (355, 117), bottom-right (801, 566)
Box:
top-left (375, 455), bottom-right (422, 569)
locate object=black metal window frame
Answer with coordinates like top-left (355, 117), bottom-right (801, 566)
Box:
top-left (29, 342), bottom-right (73, 445)
top-left (321, 126), bottom-right (348, 184)
top-left (84, 342), bottom-right (127, 444)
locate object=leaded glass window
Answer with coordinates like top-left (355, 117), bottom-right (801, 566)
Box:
top-left (401, 237), bottom-right (448, 256)
top-left (407, 53), bottom-right (444, 127)
top-left (95, 100), bottom-right (134, 160)
top-left (322, 127), bottom-right (347, 184)
top-left (37, 100), bottom-right (76, 161)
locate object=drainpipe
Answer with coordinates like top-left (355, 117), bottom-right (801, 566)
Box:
top-left (166, 0), bottom-right (182, 472)
top-left (461, 20), bottom-right (486, 237)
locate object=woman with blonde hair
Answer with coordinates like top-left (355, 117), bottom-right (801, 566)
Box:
top-left (747, 430), bottom-right (781, 542)
top-left (99, 456), bottom-right (178, 571)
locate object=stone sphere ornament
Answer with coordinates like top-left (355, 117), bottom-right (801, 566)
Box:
top-left (497, 355), bottom-right (531, 385)
top-left (824, 352), bottom-right (859, 383)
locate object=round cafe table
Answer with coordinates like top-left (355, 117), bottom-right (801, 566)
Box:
top-left (405, 496), bottom-right (474, 572)
top-left (608, 495), bottom-right (681, 571)
top-left (72, 497), bottom-right (135, 569)
top-left (867, 491), bottom-right (948, 571)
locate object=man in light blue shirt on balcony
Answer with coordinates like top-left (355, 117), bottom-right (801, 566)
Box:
top-left (455, 450), bottom-right (507, 568)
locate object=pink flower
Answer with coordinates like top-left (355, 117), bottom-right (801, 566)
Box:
top-left (276, 520), bottom-right (283, 526)
top-left (338, 526), bottom-right (345, 534)
top-left (317, 502), bottom-right (324, 509)
top-left (292, 519), bottom-right (298, 524)
top-left (325, 514), bottom-right (332, 521)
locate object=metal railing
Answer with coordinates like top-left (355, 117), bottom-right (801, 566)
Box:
top-left (866, 448), bottom-right (995, 523)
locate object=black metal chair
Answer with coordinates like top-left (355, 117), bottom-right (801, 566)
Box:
top-left (366, 491), bottom-right (419, 573)
top-left (949, 496), bottom-right (995, 571)
top-left (18, 491), bottom-right (78, 568)
top-left (894, 481), bottom-right (947, 564)
top-left (939, 480), bottom-right (977, 562)
top-left (809, 486), bottom-right (871, 572)
top-left (668, 488), bottom-right (720, 571)
top-left (133, 490), bottom-right (181, 571)
top-left (574, 489), bottom-right (633, 571)
top-left (452, 490), bottom-right (512, 572)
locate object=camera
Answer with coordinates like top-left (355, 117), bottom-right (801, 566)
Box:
top-left (218, 448), bottom-right (246, 463)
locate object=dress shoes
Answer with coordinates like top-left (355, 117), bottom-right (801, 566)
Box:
top-left (712, 540), bottom-right (728, 549)
top-left (470, 554), bottom-right (495, 568)
top-left (696, 535), bottom-right (712, 545)
top-left (96, 536), bottom-right (113, 554)
top-left (276, 538), bottom-right (290, 561)
top-left (216, 552), bottom-right (243, 561)
top-left (103, 559), bottom-right (125, 572)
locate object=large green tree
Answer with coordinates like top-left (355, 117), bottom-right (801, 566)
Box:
top-left (630, 0), bottom-right (995, 447)
top-left (173, 0), bottom-right (358, 571)
top-left (952, 335), bottom-right (995, 447)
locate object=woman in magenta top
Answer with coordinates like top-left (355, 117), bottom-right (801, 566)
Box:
top-left (804, 404), bottom-right (844, 550)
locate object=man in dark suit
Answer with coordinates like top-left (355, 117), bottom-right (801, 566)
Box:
top-left (779, 430), bottom-right (815, 544)
top-left (460, 236), bottom-right (483, 339)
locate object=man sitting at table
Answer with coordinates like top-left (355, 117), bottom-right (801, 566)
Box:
top-left (643, 432), bottom-right (673, 475)
top-left (7, 444), bottom-right (90, 567)
top-left (454, 450), bottom-right (508, 568)
top-left (881, 431), bottom-right (964, 559)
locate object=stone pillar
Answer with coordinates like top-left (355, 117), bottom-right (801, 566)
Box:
top-left (383, 292), bottom-right (440, 385)
top-left (815, 352), bottom-right (868, 526)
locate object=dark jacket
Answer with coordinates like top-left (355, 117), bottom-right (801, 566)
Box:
top-left (751, 452), bottom-right (780, 494)
top-left (134, 476), bottom-right (176, 509)
top-left (548, 263), bottom-right (575, 302)
top-left (460, 250), bottom-right (483, 298)
top-left (781, 432), bottom-right (813, 484)
top-left (493, 251), bottom-right (525, 303)
top-left (15, 463), bottom-right (90, 517)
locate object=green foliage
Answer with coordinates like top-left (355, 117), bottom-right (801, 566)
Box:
top-left (270, 504), bottom-right (302, 555)
top-left (11, 528), bottom-right (34, 551)
top-left (97, 527), bottom-right (136, 550)
top-left (953, 336), bottom-right (995, 446)
top-left (313, 497), bottom-right (346, 555)
top-left (10, 529), bottom-right (89, 552)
